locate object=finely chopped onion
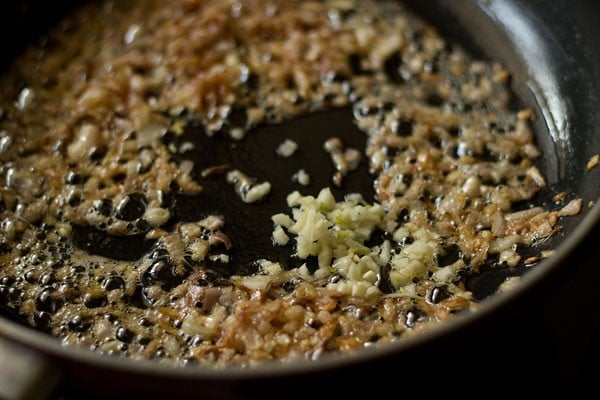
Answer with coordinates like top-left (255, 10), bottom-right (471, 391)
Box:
top-left (0, 0), bottom-right (582, 366)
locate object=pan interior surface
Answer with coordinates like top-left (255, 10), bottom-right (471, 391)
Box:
top-left (404, 0), bottom-right (600, 293)
top-left (0, 0), bottom-right (598, 390)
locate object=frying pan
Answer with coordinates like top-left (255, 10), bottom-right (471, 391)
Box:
top-left (0, 0), bottom-right (599, 399)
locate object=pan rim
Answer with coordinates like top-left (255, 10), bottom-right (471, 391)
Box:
top-left (0, 0), bottom-right (599, 383)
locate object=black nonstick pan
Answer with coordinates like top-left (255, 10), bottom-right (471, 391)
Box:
top-left (0, 1), bottom-right (599, 399)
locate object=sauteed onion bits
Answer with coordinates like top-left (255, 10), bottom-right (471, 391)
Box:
top-left (0, 0), bottom-right (582, 365)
